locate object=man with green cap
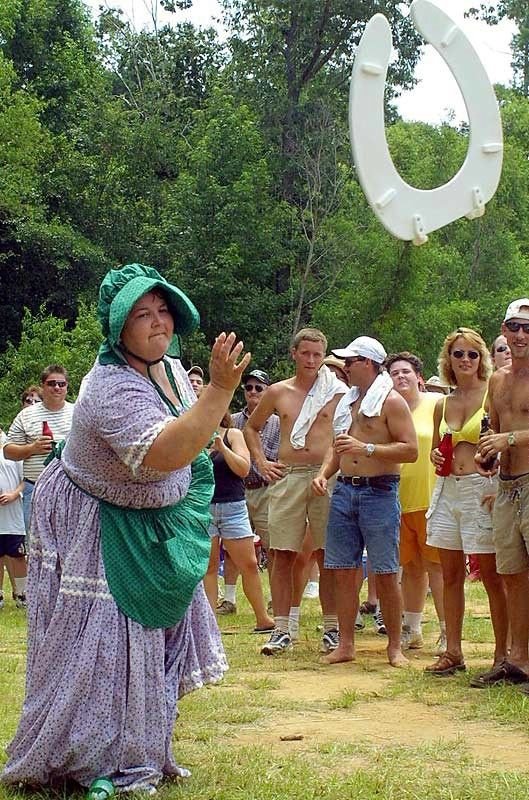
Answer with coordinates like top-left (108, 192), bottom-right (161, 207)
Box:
top-left (2, 264), bottom-right (250, 794)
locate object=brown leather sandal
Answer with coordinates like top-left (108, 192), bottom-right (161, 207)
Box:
top-left (424, 651), bottom-right (466, 676)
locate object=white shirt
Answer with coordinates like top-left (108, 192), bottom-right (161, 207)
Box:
top-left (6, 401), bottom-right (74, 481)
top-left (0, 432), bottom-right (25, 535)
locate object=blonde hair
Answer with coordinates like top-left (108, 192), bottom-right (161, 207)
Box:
top-left (292, 327), bottom-right (327, 351)
top-left (438, 327), bottom-right (492, 387)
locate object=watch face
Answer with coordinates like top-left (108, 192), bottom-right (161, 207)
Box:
top-left (366, 443), bottom-right (375, 456)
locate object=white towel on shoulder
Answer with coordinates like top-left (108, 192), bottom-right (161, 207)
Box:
top-left (290, 365), bottom-right (346, 450)
top-left (333, 371), bottom-right (393, 434)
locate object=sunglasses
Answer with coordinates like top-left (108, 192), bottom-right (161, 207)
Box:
top-left (495, 345), bottom-right (509, 354)
top-left (23, 398), bottom-right (41, 405)
top-left (243, 383), bottom-right (265, 393)
top-left (505, 320), bottom-right (529, 334)
top-left (45, 380), bottom-right (67, 388)
top-left (451, 349), bottom-right (480, 360)
top-left (344, 356), bottom-right (366, 367)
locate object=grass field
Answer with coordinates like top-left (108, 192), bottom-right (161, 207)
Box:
top-left (1, 578), bottom-right (529, 799)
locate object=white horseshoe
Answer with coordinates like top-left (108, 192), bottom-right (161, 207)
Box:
top-left (349, 0), bottom-right (503, 245)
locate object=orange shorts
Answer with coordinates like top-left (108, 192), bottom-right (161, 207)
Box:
top-left (400, 510), bottom-right (440, 566)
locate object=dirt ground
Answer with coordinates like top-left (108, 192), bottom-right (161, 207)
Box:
top-left (230, 637), bottom-right (529, 772)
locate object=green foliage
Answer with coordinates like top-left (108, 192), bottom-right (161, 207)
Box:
top-left (0, 0), bottom-right (529, 380)
top-left (0, 303), bottom-right (101, 429)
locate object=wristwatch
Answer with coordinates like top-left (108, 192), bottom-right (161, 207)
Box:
top-left (508, 431), bottom-right (516, 447)
top-left (365, 443), bottom-right (376, 457)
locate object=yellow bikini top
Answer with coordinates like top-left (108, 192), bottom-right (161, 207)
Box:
top-left (438, 392), bottom-right (487, 446)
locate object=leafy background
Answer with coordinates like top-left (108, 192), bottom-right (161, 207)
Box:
top-left (0, 1), bottom-right (527, 426)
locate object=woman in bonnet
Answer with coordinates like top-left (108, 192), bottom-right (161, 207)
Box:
top-left (3, 264), bottom-right (250, 794)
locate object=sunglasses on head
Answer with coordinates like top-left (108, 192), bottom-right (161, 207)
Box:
top-left (243, 383), bottom-right (264, 393)
top-left (505, 320), bottom-right (529, 334)
top-left (451, 349), bottom-right (479, 360)
top-left (45, 380), bottom-right (67, 388)
top-left (344, 356), bottom-right (366, 367)
top-left (495, 345), bottom-right (509, 353)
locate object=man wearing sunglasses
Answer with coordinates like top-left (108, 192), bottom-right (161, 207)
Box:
top-left (4, 365), bottom-right (74, 533)
top-left (476, 299), bottom-right (529, 690)
top-left (313, 336), bottom-right (418, 668)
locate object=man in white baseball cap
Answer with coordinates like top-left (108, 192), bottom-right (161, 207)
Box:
top-left (313, 334), bottom-right (417, 667)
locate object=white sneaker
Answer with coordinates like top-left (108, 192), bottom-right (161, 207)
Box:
top-left (436, 631), bottom-right (447, 655)
top-left (401, 624), bottom-right (424, 649)
top-left (303, 580), bottom-right (319, 599)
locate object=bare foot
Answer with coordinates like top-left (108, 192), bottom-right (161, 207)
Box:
top-left (322, 647), bottom-right (355, 665)
top-left (388, 648), bottom-right (409, 668)
top-left (256, 617), bottom-right (275, 629)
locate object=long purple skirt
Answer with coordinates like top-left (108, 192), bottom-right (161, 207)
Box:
top-left (2, 461), bottom-right (227, 792)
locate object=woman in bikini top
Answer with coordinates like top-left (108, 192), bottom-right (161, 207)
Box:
top-left (425, 327), bottom-right (508, 680)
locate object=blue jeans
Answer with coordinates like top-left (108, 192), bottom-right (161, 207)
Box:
top-left (23, 481), bottom-right (34, 530)
top-left (208, 500), bottom-right (253, 540)
top-left (324, 477), bottom-right (401, 574)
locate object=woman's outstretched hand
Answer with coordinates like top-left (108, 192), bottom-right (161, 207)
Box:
top-left (208, 332), bottom-right (251, 393)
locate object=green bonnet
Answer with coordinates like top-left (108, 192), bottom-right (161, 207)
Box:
top-left (97, 263), bottom-right (199, 365)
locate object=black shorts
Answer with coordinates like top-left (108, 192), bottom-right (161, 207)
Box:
top-left (0, 535), bottom-right (27, 558)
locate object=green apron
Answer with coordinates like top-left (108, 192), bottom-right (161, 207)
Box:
top-left (100, 449), bottom-right (213, 629)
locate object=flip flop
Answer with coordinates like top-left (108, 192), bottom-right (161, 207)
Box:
top-left (252, 625), bottom-right (276, 634)
top-left (470, 661), bottom-right (529, 688)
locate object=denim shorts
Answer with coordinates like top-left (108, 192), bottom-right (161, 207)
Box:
top-left (324, 476), bottom-right (401, 574)
top-left (208, 500), bottom-right (253, 540)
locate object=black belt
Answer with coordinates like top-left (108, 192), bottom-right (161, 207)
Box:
top-left (25, 479), bottom-right (35, 485)
top-left (338, 475), bottom-right (399, 488)
top-left (245, 479), bottom-right (267, 490)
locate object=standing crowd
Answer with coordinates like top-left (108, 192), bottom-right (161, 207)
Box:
top-left (1, 266), bottom-right (529, 794)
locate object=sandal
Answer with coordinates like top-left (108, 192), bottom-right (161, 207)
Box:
top-left (424, 651), bottom-right (466, 676)
top-left (470, 660), bottom-right (529, 688)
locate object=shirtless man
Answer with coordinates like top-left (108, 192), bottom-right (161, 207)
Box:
top-left (312, 336), bottom-right (417, 667)
top-left (244, 328), bottom-right (345, 655)
top-left (476, 299), bottom-right (529, 686)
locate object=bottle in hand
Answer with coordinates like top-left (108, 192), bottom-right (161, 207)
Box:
top-left (479, 414), bottom-right (497, 472)
top-left (42, 421), bottom-right (54, 440)
top-left (435, 432), bottom-right (453, 476)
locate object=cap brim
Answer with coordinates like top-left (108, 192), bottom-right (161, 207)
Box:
top-left (331, 348), bottom-right (354, 359)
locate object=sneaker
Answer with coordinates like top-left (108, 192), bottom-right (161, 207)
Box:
top-left (373, 608), bottom-right (387, 636)
top-left (261, 629), bottom-right (292, 655)
top-left (355, 611), bottom-right (365, 631)
top-left (401, 624), bottom-right (424, 649)
top-left (436, 632), bottom-right (447, 655)
top-left (216, 600), bottom-right (236, 615)
top-left (303, 580), bottom-right (319, 599)
top-left (14, 594), bottom-right (27, 609)
top-left (320, 628), bottom-right (339, 653)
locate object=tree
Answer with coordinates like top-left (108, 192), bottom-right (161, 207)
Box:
top-left (467, 3), bottom-right (529, 96)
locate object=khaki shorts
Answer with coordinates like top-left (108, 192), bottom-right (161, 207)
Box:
top-left (493, 474), bottom-right (529, 574)
top-left (400, 510), bottom-right (440, 566)
top-left (268, 465), bottom-right (330, 553)
top-left (426, 474), bottom-right (494, 554)
top-left (246, 485), bottom-right (271, 549)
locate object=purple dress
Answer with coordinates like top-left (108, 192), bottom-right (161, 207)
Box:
top-left (2, 361), bottom-right (227, 792)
